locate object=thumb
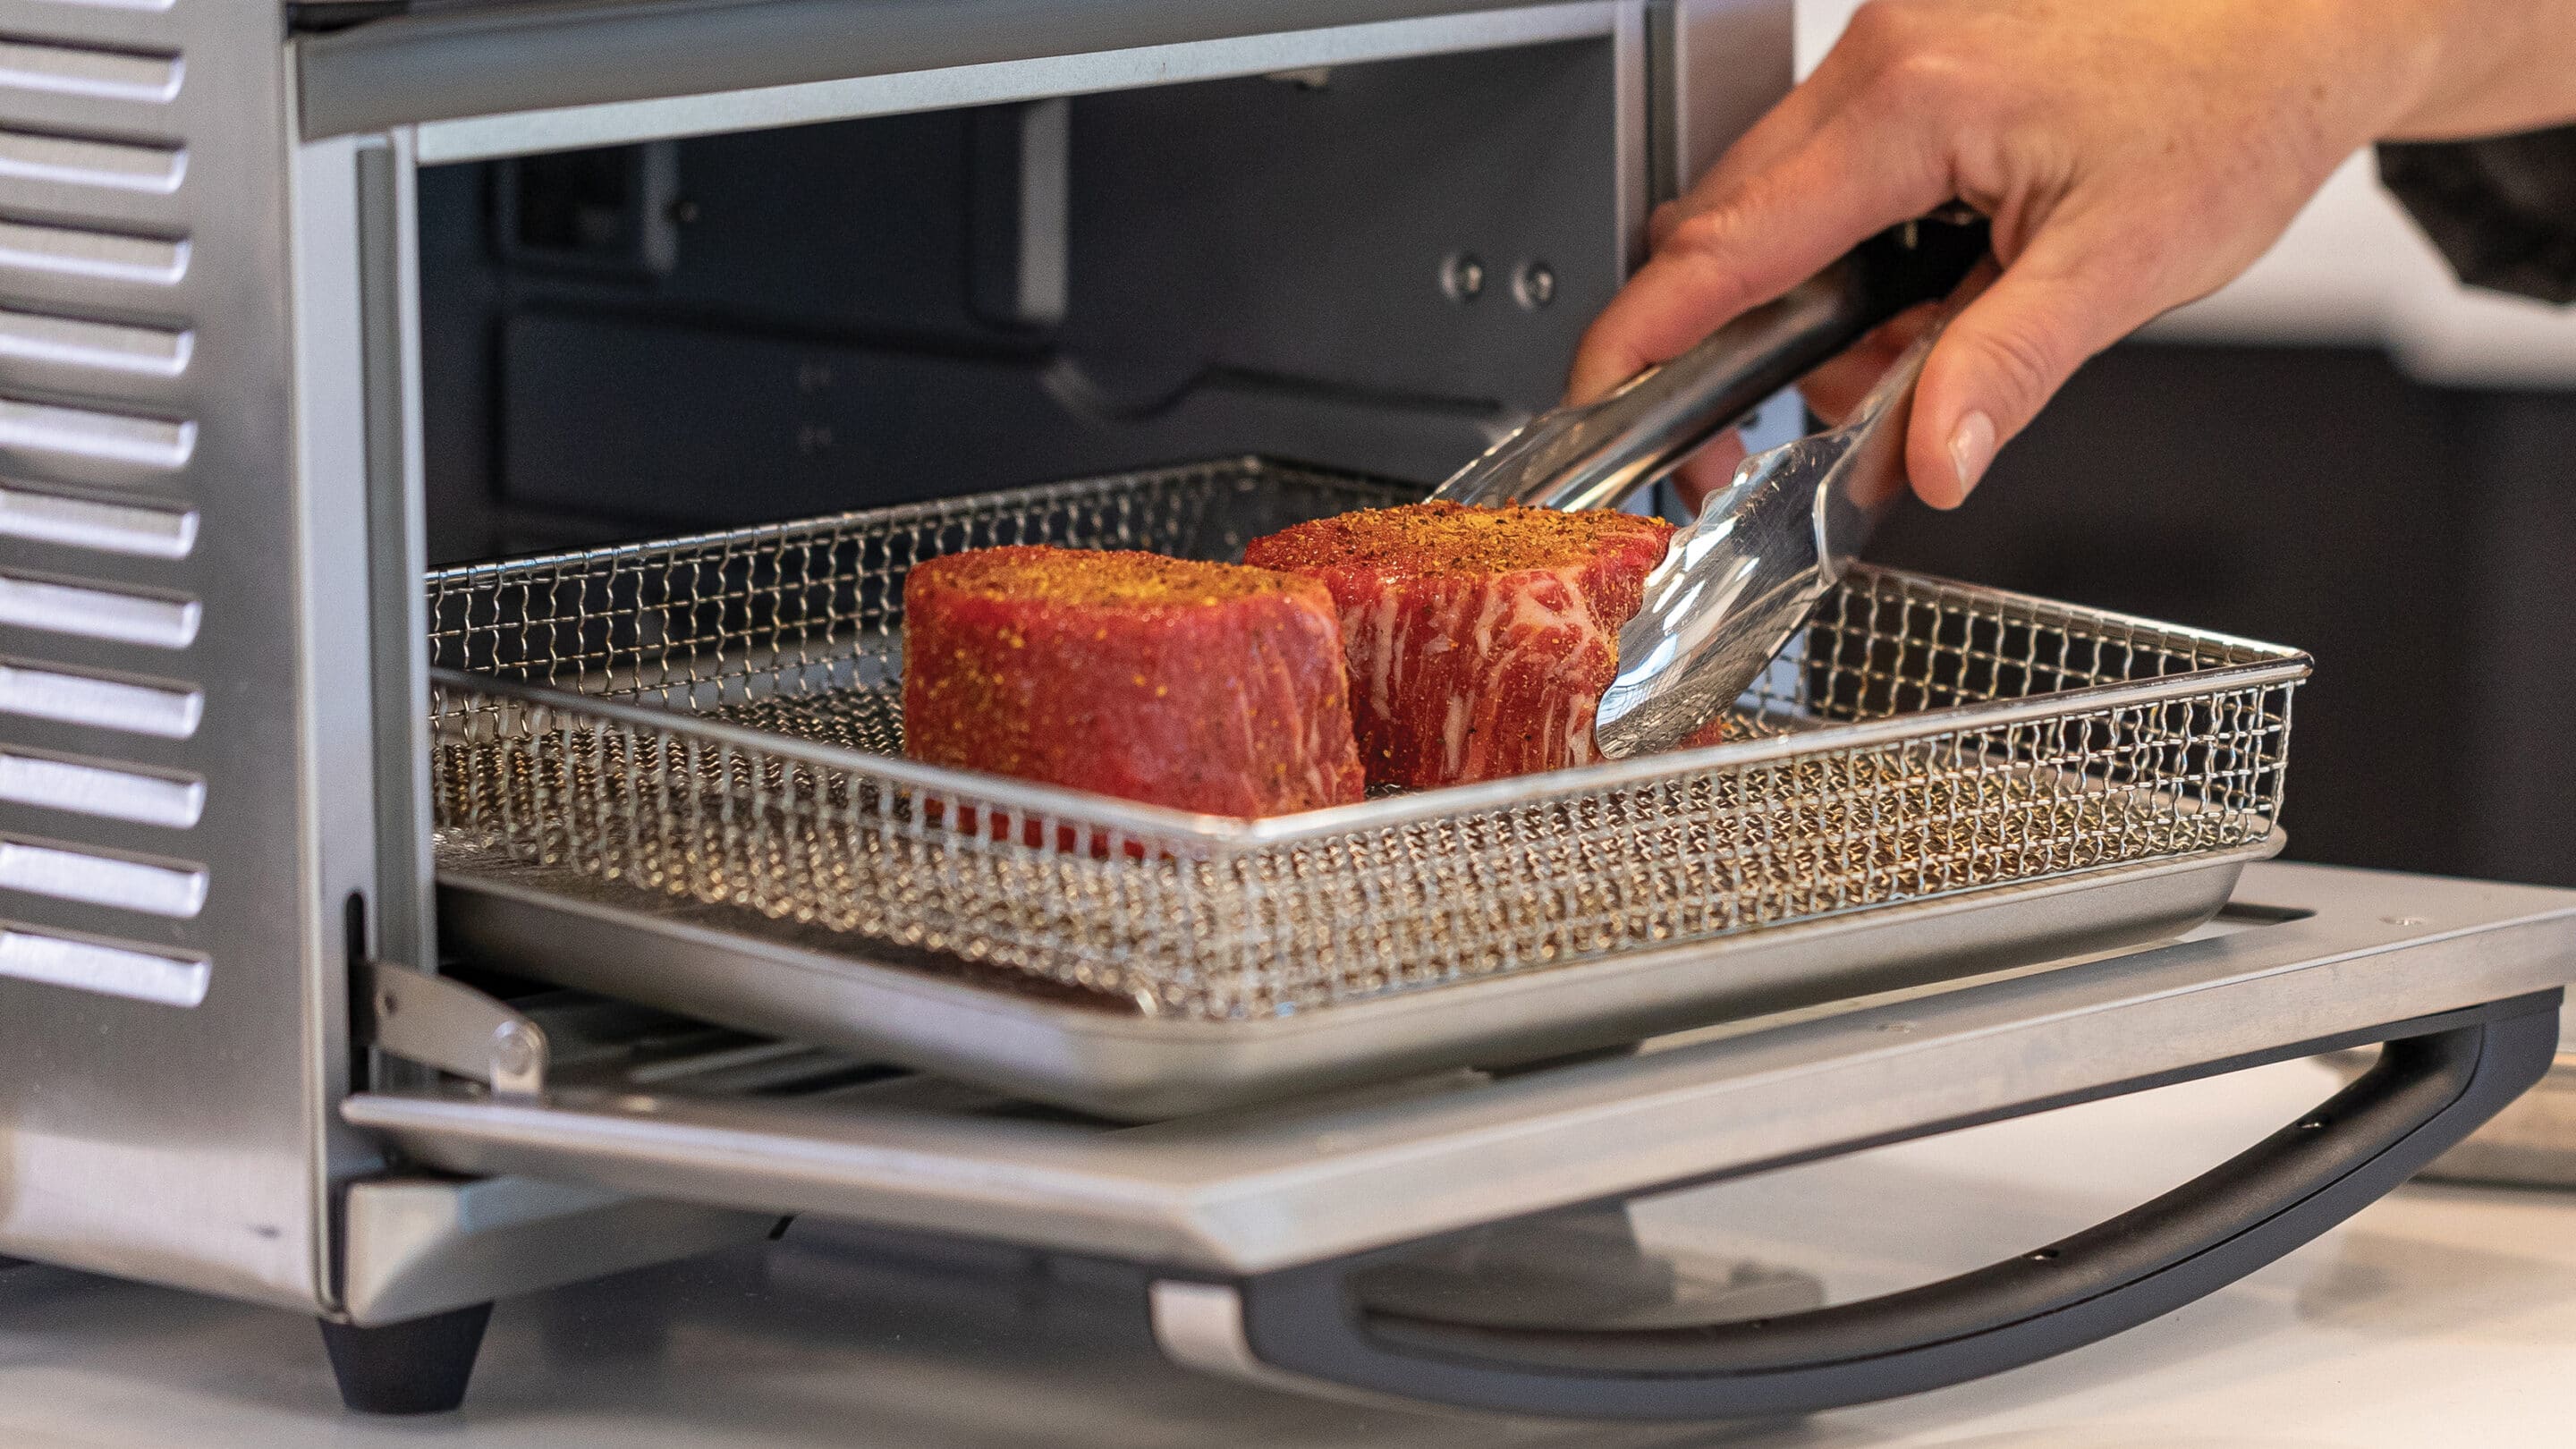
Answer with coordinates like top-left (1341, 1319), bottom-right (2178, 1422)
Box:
top-left (1906, 229), bottom-right (2165, 508)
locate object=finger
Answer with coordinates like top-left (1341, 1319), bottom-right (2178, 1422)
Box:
top-left (1797, 303), bottom-right (1942, 424)
top-left (1648, 89), bottom-right (1834, 251)
top-left (1671, 428), bottom-right (1749, 514)
top-left (1904, 227), bottom-right (2169, 508)
top-left (1648, 199), bottom-right (1687, 250)
top-left (1566, 106), bottom-right (1953, 404)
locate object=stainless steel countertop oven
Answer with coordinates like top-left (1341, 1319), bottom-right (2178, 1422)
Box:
top-left (0, 0), bottom-right (2568, 1426)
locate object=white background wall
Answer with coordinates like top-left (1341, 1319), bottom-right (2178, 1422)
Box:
top-left (1793, 0), bottom-right (2576, 386)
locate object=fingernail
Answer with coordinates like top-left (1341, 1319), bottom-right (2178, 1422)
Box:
top-left (1947, 411), bottom-right (1996, 499)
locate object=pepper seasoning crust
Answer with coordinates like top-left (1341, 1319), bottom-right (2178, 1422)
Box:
top-left (902, 546), bottom-right (1366, 818)
top-left (1241, 500), bottom-right (1674, 575)
top-left (911, 546), bottom-right (1324, 608)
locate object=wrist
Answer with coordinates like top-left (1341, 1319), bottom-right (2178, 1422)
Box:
top-left (2373, 0), bottom-right (2576, 140)
top-left (2304, 0), bottom-right (2461, 144)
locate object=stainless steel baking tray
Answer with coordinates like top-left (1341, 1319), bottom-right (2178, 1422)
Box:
top-left (426, 457), bottom-right (2308, 1114)
top-left (441, 835), bottom-right (2278, 1118)
top-left (365, 862), bottom-right (2576, 1275)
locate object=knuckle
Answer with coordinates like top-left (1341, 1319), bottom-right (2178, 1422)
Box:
top-left (1657, 211), bottom-right (1763, 306)
top-left (1658, 200), bottom-right (1741, 252)
top-left (1661, 205), bottom-right (1739, 258)
top-left (1869, 47), bottom-right (1979, 116)
top-left (1838, 1), bottom-right (1920, 59)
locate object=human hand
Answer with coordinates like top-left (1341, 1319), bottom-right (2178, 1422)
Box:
top-left (1570, 0), bottom-right (2538, 513)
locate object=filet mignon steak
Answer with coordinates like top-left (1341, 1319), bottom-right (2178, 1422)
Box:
top-left (902, 546), bottom-right (1366, 817)
top-left (1243, 503), bottom-right (1674, 788)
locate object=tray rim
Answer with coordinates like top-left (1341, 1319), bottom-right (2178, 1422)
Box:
top-left (433, 648), bottom-right (2311, 848)
top-left (414, 454), bottom-right (2300, 671)
top-left (425, 456), bottom-right (2311, 848)
top-left (430, 637), bottom-right (2309, 855)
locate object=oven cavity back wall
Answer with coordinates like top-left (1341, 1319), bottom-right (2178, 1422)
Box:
top-left (417, 44), bottom-right (1628, 562)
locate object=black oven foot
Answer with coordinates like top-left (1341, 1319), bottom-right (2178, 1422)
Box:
top-left (318, 1301), bottom-right (493, 1415)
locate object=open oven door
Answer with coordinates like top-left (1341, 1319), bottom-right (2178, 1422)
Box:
top-left (335, 861), bottom-right (2576, 1419)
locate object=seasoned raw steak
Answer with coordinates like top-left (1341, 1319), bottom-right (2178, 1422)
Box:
top-left (1244, 503), bottom-right (1674, 787)
top-left (902, 546), bottom-right (1365, 817)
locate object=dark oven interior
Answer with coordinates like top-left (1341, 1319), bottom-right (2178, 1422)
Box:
top-left (413, 39), bottom-right (1627, 567)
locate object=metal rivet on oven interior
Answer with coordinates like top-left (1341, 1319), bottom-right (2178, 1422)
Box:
top-left (1513, 260), bottom-right (1556, 309)
top-left (1440, 252), bottom-right (1487, 302)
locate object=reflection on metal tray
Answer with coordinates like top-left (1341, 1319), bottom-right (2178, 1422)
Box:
top-left (427, 458), bottom-right (2308, 1013)
top-left (440, 834), bottom-right (2277, 1118)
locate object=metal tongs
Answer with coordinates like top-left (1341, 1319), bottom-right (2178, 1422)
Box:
top-left (1431, 212), bottom-right (1992, 758)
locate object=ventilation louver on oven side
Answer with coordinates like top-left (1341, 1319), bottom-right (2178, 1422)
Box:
top-left (0, 16), bottom-right (208, 1007)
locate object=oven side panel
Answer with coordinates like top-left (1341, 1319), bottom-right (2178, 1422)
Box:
top-left (1652, 0), bottom-right (1793, 203)
top-left (0, 0), bottom-right (376, 1312)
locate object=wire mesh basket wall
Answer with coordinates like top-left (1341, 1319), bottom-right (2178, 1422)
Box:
top-left (428, 457), bottom-right (2308, 1020)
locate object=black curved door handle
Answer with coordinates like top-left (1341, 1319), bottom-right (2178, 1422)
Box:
top-left (1199, 991), bottom-right (2558, 1421)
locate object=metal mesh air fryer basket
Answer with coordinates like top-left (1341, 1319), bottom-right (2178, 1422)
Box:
top-left (427, 458), bottom-right (2308, 1020)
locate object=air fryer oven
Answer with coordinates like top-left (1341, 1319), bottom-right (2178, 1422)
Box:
top-left (0, 0), bottom-right (1768, 1377)
top-left (0, 0), bottom-right (2570, 1426)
